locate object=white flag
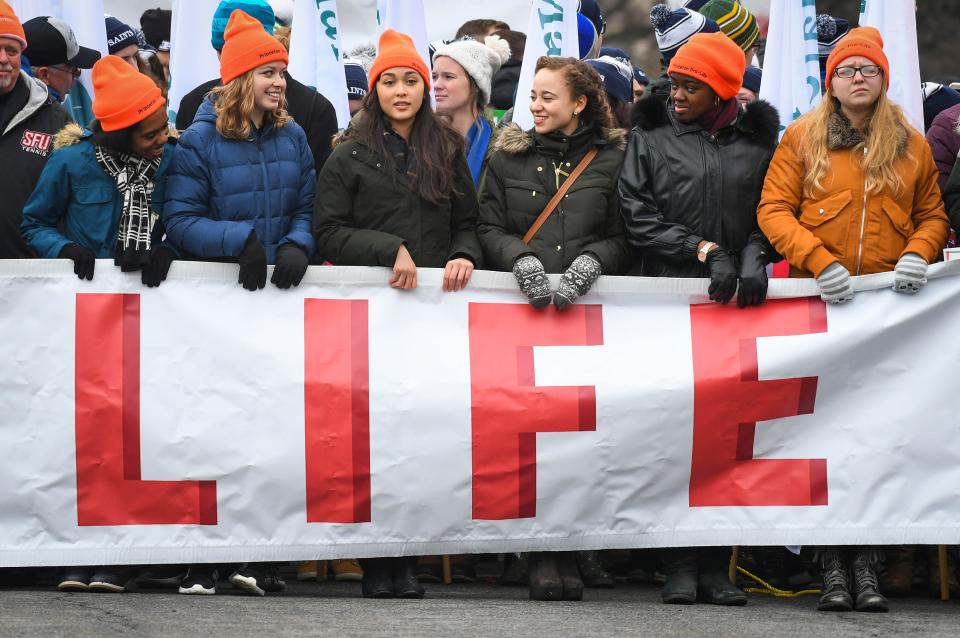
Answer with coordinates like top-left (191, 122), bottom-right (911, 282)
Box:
top-left (168, 0), bottom-right (220, 125)
top-left (376, 0), bottom-right (430, 74)
top-left (512, 0), bottom-right (580, 131)
top-left (289, 0), bottom-right (350, 129)
top-left (758, 0), bottom-right (822, 140)
top-left (11, 0), bottom-right (108, 125)
top-left (859, 0), bottom-right (923, 132)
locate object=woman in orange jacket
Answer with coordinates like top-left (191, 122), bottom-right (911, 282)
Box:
top-left (757, 27), bottom-right (949, 613)
top-left (757, 27), bottom-right (947, 305)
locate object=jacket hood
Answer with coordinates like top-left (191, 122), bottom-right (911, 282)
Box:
top-left (53, 122), bottom-right (89, 149)
top-left (3, 72), bottom-right (57, 136)
top-left (195, 96), bottom-right (218, 124)
top-left (827, 106), bottom-right (909, 155)
top-left (492, 123), bottom-right (627, 155)
top-left (630, 96), bottom-right (780, 150)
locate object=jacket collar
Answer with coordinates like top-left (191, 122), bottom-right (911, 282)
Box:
top-left (629, 95), bottom-right (780, 150)
top-left (826, 105), bottom-right (908, 155)
top-left (3, 71), bottom-right (56, 136)
top-left (492, 122), bottom-right (626, 155)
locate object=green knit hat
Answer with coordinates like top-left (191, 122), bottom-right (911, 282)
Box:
top-left (698, 0), bottom-right (759, 52)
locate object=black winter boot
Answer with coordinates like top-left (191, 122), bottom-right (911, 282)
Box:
top-left (697, 548), bottom-right (746, 606)
top-left (499, 553), bottom-right (528, 586)
top-left (816, 547), bottom-right (853, 612)
top-left (556, 552), bottom-right (584, 601)
top-left (577, 550), bottom-right (614, 588)
top-left (851, 547), bottom-right (888, 612)
top-left (391, 557), bottom-right (425, 599)
top-left (528, 552), bottom-right (563, 601)
top-left (360, 558), bottom-right (393, 598)
top-left (661, 548), bottom-right (697, 604)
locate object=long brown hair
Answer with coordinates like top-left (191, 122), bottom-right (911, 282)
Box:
top-left (534, 56), bottom-right (615, 131)
top-left (348, 83), bottom-right (465, 205)
top-left (211, 68), bottom-right (291, 140)
top-left (798, 89), bottom-right (912, 198)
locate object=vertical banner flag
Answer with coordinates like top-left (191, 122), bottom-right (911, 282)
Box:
top-left (289, 0), bottom-right (351, 128)
top-left (859, 0), bottom-right (923, 132)
top-left (376, 0), bottom-right (430, 74)
top-left (758, 0), bottom-right (821, 140)
top-left (512, 0), bottom-right (580, 131)
top-left (168, 0), bottom-right (220, 124)
top-left (11, 0), bottom-right (108, 126)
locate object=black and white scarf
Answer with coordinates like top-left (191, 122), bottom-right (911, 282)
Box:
top-left (94, 146), bottom-right (161, 271)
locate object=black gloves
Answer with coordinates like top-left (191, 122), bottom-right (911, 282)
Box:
top-left (706, 248), bottom-right (738, 305)
top-left (271, 244), bottom-right (310, 289)
top-left (59, 243), bottom-right (95, 281)
top-left (141, 246), bottom-right (176, 288)
top-left (737, 242), bottom-right (769, 308)
top-left (238, 232), bottom-right (267, 291)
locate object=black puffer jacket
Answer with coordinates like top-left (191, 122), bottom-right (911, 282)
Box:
top-left (478, 123), bottom-right (633, 275)
top-left (618, 97), bottom-right (780, 277)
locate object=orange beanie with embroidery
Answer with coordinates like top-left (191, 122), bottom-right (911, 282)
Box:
top-left (368, 29), bottom-right (430, 91)
top-left (92, 55), bottom-right (164, 131)
top-left (219, 9), bottom-right (288, 85)
top-left (825, 26), bottom-right (889, 89)
top-left (668, 31), bottom-right (745, 100)
top-left (0, 0), bottom-right (26, 50)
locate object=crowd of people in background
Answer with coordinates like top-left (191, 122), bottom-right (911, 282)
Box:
top-left (3, 0), bottom-right (960, 614)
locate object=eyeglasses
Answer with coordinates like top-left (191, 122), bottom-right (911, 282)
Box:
top-left (833, 65), bottom-right (882, 80)
top-left (49, 65), bottom-right (81, 79)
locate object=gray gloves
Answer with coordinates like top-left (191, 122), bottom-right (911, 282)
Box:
top-left (893, 253), bottom-right (927, 294)
top-left (817, 262), bottom-right (854, 304)
top-left (555, 254), bottom-right (602, 310)
top-left (513, 255), bottom-right (552, 308)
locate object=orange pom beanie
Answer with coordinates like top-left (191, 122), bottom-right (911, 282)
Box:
top-left (219, 9), bottom-right (288, 85)
top-left (668, 31), bottom-right (745, 100)
top-left (92, 55), bottom-right (164, 132)
top-left (0, 0), bottom-right (26, 50)
top-left (825, 26), bottom-right (889, 90)
top-left (368, 29), bottom-right (430, 92)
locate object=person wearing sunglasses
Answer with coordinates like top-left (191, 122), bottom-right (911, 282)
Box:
top-left (22, 15), bottom-right (99, 103)
top-left (757, 28), bottom-right (948, 613)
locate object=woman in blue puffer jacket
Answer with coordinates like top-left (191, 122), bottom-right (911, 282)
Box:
top-left (162, 9), bottom-right (316, 291)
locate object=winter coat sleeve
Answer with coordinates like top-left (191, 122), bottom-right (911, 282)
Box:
top-left (19, 150), bottom-right (74, 258)
top-left (618, 129), bottom-right (704, 263)
top-left (162, 128), bottom-right (255, 258)
top-left (312, 144), bottom-right (406, 267)
top-left (477, 152), bottom-right (536, 271)
top-left (278, 130), bottom-right (317, 258)
top-left (447, 151), bottom-right (483, 265)
top-left (756, 124), bottom-right (838, 277)
top-left (305, 93), bottom-right (337, 171)
top-left (581, 154), bottom-right (634, 275)
top-left (925, 110), bottom-right (960, 193)
top-left (903, 138), bottom-right (950, 263)
top-left (943, 158), bottom-right (960, 232)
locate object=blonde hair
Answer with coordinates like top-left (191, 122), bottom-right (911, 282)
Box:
top-left (798, 89), bottom-right (912, 198)
top-left (211, 69), bottom-right (291, 140)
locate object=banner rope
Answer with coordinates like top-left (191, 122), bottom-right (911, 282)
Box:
top-left (737, 566), bottom-right (820, 598)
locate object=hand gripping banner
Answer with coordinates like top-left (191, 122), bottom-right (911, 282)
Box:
top-left (1, 260), bottom-right (960, 567)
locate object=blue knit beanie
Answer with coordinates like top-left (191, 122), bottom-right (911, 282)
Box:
top-left (587, 56), bottom-right (632, 105)
top-left (577, 13), bottom-right (598, 59)
top-left (742, 65), bottom-right (762, 94)
top-left (344, 60), bottom-right (368, 100)
top-left (211, 0), bottom-right (274, 51)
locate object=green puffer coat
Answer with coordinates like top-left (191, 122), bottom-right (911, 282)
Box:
top-left (477, 123), bottom-right (633, 274)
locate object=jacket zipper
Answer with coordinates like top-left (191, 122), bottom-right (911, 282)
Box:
top-left (257, 131), bottom-right (272, 256)
top-left (855, 146), bottom-right (868, 275)
top-left (554, 159), bottom-right (569, 262)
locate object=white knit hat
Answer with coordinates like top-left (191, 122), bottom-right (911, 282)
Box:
top-left (432, 35), bottom-right (511, 107)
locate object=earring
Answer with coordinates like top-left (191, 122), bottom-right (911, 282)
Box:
top-left (573, 110), bottom-right (580, 116)
top-left (714, 96), bottom-right (720, 107)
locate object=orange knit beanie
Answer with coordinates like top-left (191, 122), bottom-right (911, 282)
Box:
top-left (0, 0), bottom-right (26, 50)
top-left (219, 9), bottom-right (288, 85)
top-left (368, 29), bottom-right (430, 91)
top-left (825, 26), bottom-right (889, 89)
top-left (92, 55), bottom-right (164, 132)
top-left (668, 31), bottom-right (745, 100)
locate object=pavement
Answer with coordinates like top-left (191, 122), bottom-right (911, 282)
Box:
top-left (2, 579), bottom-right (960, 638)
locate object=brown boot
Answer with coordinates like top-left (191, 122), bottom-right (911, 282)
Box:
top-left (879, 545), bottom-right (913, 597)
top-left (925, 546), bottom-right (960, 598)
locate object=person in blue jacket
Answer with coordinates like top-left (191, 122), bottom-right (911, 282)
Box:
top-left (21, 54), bottom-right (176, 287)
top-left (162, 9), bottom-right (315, 291)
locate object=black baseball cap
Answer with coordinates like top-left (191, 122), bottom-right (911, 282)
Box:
top-left (22, 16), bottom-right (101, 69)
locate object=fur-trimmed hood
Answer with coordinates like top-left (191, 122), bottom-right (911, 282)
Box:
top-left (827, 108), bottom-right (909, 155)
top-left (52, 121), bottom-right (180, 151)
top-left (492, 122), bottom-right (627, 155)
top-left (629, 96), bottom-right (780, 150)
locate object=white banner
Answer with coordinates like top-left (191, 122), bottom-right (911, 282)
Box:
top-left (289, 0), bottom-right (350, 129)
top-left (758, 0), bottom-right (821, 140)
top-left (376, 0), bottom-right (430, 73)
top-left (167, 0), bottom-right (219, 124)
top-left (859, 0), bottom-right (923, 132)
top-left (3, 260), bottom-right (960, 567)
top-left (511, 0), bottom-right (579, 130)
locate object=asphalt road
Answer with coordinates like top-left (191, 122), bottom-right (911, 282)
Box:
top-left (2, 579), bottom-right (959, 638)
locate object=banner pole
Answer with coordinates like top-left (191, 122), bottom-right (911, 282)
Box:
top-left (939, 545), bottom-right (950, 601)
top-left (729, 546), bottom-right (740, 584)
